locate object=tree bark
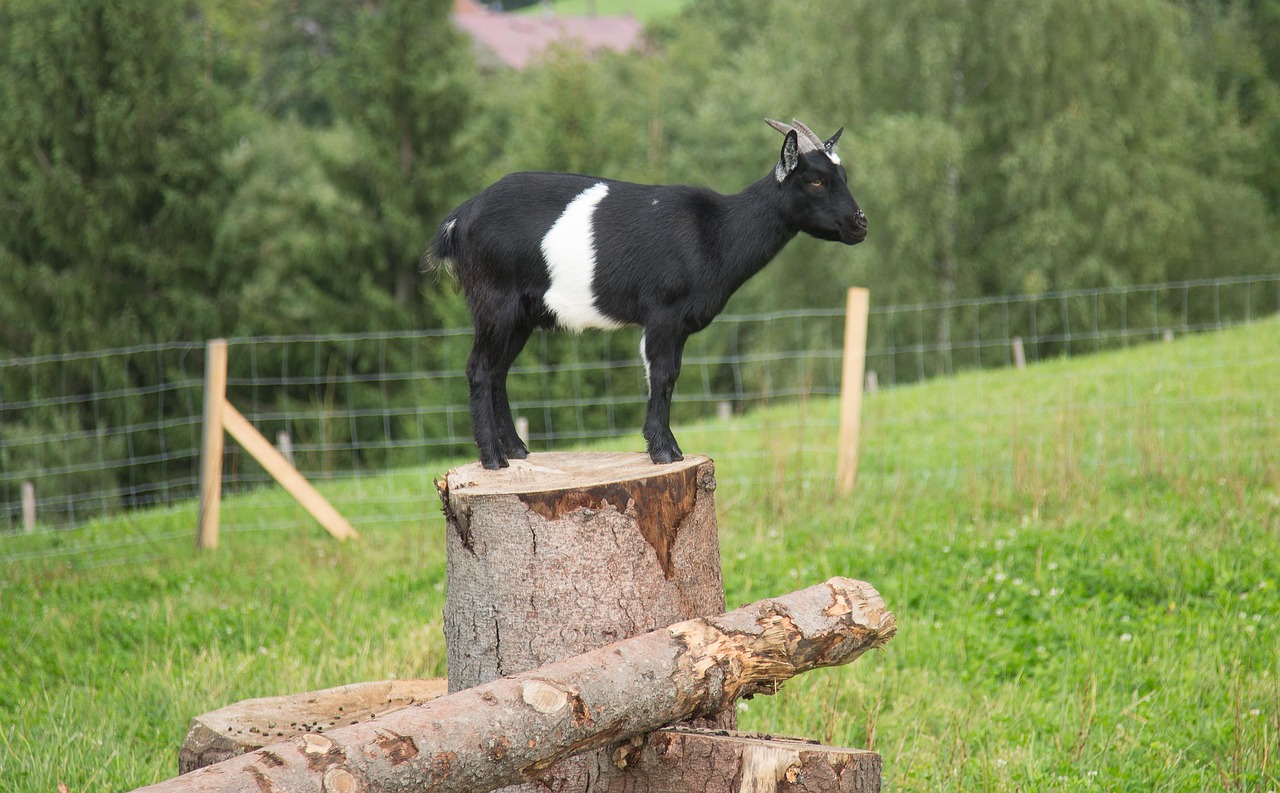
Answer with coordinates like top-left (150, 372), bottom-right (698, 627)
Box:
top-left (134, 577), bottom-right (895, 793)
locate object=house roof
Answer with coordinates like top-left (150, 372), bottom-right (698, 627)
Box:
top-left (452, 0), bottom-right (645, 69)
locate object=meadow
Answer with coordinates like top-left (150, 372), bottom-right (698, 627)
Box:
top-left (515, 0), bottom-right (688, 22)
top-left (2, 318), bottom-right (1278, 792)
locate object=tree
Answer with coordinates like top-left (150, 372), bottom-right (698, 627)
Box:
top-left (330, 0), bottom-right (478, 320)
top-left (0, 0), bottom-right (232, 356)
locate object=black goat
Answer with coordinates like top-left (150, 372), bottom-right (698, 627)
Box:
top-left (430, 118), bottom-right (867, 470)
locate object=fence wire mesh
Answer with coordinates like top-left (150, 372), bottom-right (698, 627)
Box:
top-left (3, 275), bottom-right (1279, 562)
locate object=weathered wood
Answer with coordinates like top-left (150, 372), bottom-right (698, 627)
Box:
top-left (607, 728), bottom-right (881, 793)
top-left (177, 679), bottom-right (447, 774)
top-left (135, 578), bottom-right (895, 793)
top-left (440, 451), bottom-right (731, 790)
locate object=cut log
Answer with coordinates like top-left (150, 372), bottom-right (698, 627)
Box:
top-left (183, 721), bottom-right (881, 793)
top-left (439, 452), bottom-right (727, 691)
top-left (177, 679), bottom-right (447, 774)
top-left (440, 451), bottom-right (731, 790)
top-left (608, 728), bottom-right (882, 793)
top-left (135, 577), bottom-right (895, 793)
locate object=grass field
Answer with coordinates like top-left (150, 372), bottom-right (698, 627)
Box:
top-left (515, 0), bottom-right (687, 23)
top-left (2, 319), bottom-right (1279, 792)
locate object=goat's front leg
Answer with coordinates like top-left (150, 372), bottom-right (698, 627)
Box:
top-left (640, 328), bottom-right (688, 464)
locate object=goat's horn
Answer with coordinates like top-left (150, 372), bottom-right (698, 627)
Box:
top-left (765, 118), bottom-right (794, 136)
top-left (790, 119), bottom-right (827, 152)
top-left (766, 117), bottom-right (821, 155)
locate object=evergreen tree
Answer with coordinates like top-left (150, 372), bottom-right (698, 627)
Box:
top-left (0, 1), bottom-right (232, 356)
top-left (331, 0), bottom-right (477, 322)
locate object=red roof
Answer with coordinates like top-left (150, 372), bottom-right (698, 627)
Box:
top-left (453, 0), bottom-right (645, 69)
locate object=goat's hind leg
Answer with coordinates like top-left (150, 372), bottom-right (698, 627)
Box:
top-left (491, 319), bottom-right (534, 460)
top-left (466, 336), bottom-right (506, 470)
top-left (640, 327), bottom-right (688, 464)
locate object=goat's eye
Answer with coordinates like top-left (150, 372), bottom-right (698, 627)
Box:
top-left (810, 179), bottom-right (824, 188)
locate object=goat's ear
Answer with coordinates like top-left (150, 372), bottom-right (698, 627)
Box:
top-left (776, 129), bottom-right (800, 183)
top-left (824, 127), bottom-right (843, 155)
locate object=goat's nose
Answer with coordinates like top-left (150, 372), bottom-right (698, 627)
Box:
top-left (853, 208), bottom-right (868, 233)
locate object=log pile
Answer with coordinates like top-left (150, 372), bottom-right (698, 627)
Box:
top-left (146, 453), bottom-right (895, 793)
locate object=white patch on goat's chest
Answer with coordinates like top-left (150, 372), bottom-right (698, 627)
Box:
top-left (540, 182), bottom-right (624, 332)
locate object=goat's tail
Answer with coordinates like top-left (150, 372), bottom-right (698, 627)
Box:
top-left (422, 215), bottom-right (460, 283)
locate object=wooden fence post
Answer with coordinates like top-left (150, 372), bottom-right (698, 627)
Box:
top-left (837, 287), bottom-right (870, 493)
top-left (22, 481), bottom-right (36, 534)
top-left (196, 339), bottom-right (357, 550)
top-left (197, 340), bottom-right (228, 550)
top-left (1011, 336), bottom-right (1026, 370)
top-left (276, 431), bottom-right (294, 466)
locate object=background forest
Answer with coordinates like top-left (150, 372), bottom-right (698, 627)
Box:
top-left (2, 0), bottom-right (1280, 519)
top-left (3, 0), bottom-right (1280, 351)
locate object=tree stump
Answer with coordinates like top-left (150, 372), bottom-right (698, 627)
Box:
top-left (437, 452), bottom-right (733, 790)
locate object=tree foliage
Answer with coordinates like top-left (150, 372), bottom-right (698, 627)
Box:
top-left (0, 1), bottom-right (232, 355)
top-left (3, 0), bottom-right (1280, 522)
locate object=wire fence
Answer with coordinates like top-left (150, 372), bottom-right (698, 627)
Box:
top-left (2, 274), bottom-right (1279, 557)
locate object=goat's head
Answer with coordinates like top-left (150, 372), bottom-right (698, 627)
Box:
top-left (767, 118), bottom-right (867, 246)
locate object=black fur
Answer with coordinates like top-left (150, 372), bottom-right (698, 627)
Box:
top-left (430, 128), bottom-right (867, 469)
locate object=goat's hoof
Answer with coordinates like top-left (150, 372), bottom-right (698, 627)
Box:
top-left (648, 447), bottom-right (684, 465)
top-left (503, 441), bottom-right (529, 459)
top-left (479, 454), bottom-right (509, 470)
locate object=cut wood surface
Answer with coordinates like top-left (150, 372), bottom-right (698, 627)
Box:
top-left (178, 679), bottom-right (447, 774)
top-left (137, 577), bottom-right (895, 793)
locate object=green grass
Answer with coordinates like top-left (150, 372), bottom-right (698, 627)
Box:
top-left (3, 319), bottom-right (1280, 792)
top-left (515, 0), bottom-right (688, 23)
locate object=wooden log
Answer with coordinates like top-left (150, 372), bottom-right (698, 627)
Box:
top-left (134, 577), bottom-right (895, 793)
top-left (177, 679), bottom-right (447, 774)
top-left (439, 451), bottom-right (731, 790)
top-left (183, 719), bottom-right (880, 793)
top-left (608, 728), bottom-right (882, 793)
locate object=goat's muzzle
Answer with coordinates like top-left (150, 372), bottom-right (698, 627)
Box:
top-left (844, 209), bottom-right (868, 245)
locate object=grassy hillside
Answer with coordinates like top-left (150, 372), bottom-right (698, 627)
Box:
top-left (2, 319), bottom-right (1278, 792)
